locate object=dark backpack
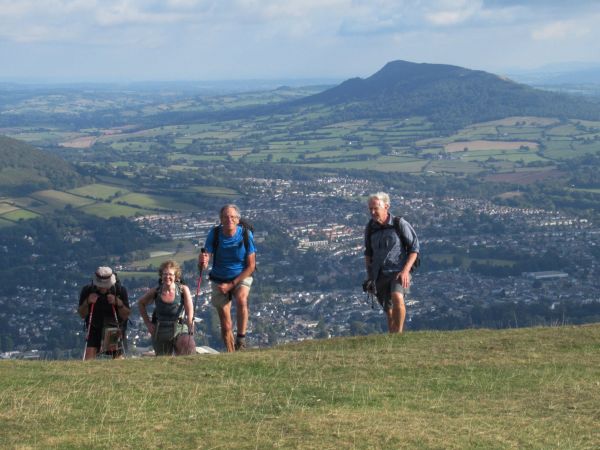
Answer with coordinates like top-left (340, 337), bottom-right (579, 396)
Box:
top-left (151, 279), bottom-right (186, 324)
top-left (367, 216), bottom-right (420, 272)
top-left (211, 219), bottom-right (255, 271)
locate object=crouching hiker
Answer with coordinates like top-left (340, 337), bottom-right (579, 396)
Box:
top-left (79, 266), bottom-right (130, 360)
top-left (199, 204), bottom-right (256, 352)
top-left (138, 260), bottom-right (196, 356)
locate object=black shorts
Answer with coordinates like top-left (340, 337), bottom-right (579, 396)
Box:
top-left (86, 322), bottom-right (123, 352)
top-left (375, 273), bottom-right (410, 310)
top-left (85, 323), bottom-right (103, 349)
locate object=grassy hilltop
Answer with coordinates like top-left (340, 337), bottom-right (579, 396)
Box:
top-left (1, 325), bottom-right (599, 449)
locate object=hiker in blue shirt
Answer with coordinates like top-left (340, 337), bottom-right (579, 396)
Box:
top-left (199, 204), bottom-right (256, 352)
top-left (364, 192), bottom-right (420, 333)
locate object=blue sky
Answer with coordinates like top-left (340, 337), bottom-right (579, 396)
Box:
top-left (1, 0), bottom-right (600, 82)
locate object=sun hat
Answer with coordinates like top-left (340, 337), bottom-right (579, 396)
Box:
top-left (93, 266), bottom-right (116, 289)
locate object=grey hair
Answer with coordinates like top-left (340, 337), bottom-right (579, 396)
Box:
top-left (220, 204), bottom-right (241, 219)
top-left (368, 192), bottom-right (390, 207)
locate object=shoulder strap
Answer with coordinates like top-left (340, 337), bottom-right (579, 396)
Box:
top-left (242, 226), bottom-right (249, 251)
top-left (212, 225), bottom-right (221, 259)
top-left (393, 216), bottom-right (408, 249)
top-left (175, 282), bottom-right (186, 320)
top-left (214, 224), bottom-right (250, 252)
top-left (365, 219), bottom-right (375, 256)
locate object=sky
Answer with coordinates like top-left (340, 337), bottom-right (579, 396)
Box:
top-left (2, 0), bottom-right (600, 82)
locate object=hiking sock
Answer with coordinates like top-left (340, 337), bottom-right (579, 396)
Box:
top-left (235, 334), bottom-right (246, 351)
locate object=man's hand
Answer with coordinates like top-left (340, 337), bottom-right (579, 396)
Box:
top-left (398, 270), bottom-right (411, 289)
top-left (198, 252), bottom-right (210, 270)
top-left (106, 294), bottom-right (117, 305)
top-left (217, 281), bottom-right (234, 295)
top-left (362, 279), bottom-right (375, 294)
top-left (88, 293), bottom-right (99, 305)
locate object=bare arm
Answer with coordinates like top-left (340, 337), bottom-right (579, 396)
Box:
top-left (78, 292), bottom-right (98, 319)
top-left (137, 288), bottom-right (157, 334)
top-left (181, 285), bottom-right (194, 331)
top-left (107, 293), bottom-right (131, 321)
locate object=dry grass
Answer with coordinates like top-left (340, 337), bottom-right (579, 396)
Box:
top-left (1, 325), bottom-right (599, 449)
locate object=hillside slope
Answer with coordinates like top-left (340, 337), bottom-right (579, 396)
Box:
top-left (296, 60), bottom-right (600, 127)
top-left (0, 325), bottom-right (598, 449)
top-left (0, 135), bottom-right (83, 195)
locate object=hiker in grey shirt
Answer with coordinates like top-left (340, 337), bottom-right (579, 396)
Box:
top-left (364, 192), bottom-right (420, 333)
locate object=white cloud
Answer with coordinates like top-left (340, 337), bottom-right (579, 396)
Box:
top-left (1, 0), bottom-right (600, 80)
top-left (532, 20), bottom-right (590, 41)
top-left (424, 0), bottom-right (483, 26)
top-left (94, 3), bottom-right (190, 26)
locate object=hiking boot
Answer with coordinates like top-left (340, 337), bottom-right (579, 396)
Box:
top-left (234, 336), bottom-right (247, 351)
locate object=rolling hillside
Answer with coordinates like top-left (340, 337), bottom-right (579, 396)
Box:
top-left (0, 135), bottom-right (83, 195)
top-left (0, 325), bottom-right (598, 449)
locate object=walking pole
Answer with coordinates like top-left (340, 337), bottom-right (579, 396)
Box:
top-left (193, 248), bottom-right (207, 334)
top-left (111, 304), bottom-right (126, 358)
top-left (82, 302), bottom-right (95, 361)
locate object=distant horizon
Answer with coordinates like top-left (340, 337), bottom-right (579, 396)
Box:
top-left (1, 60), bottom-right (599, 87)
top-left (2, 2), bottom-right (600, 82)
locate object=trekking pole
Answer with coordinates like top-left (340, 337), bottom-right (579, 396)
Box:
top-left (82, 302), bottom-right (95, 361)
top-left (111, 304), bottom-right (126, 358)
top-left (193, 248), bottom-right (207, 334)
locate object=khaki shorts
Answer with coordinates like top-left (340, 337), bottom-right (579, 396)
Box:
top-left (211, 277), bottom-right (253, 308)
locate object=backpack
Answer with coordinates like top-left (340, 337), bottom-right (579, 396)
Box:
top-left (151, 280), bottom-right (186, 324)
top-left (211, 219), bottom-right (255, 271)
top-left (367, 216), bottom-right (421, 272)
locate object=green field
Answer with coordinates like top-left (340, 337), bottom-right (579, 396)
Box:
top-left (0, 325), bottom-right (598, 449)
top-left (1, 209), bottom-right (41, 221)
top-left (11, 112), bottom-right (594, 179)
top-left (190, 186), bottom-right (239, 197)
top-left (69, 183), bottom-right (131, 200)
top-left (80, 202), bottom-right (151, 218)
top-left (0, 202), bottom-right (18, 215)
top-left (30, 190), bottom-right (96, 210)
top-left (132, 248), bottom-right (198, 269)
top-left (116, 192), bottom-right (195, 212)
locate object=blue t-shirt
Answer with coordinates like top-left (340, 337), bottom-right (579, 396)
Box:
top-left (205, 225), bottom-right (256, 281)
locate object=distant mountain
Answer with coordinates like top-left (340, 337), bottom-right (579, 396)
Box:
top-left (296, 60), bottom-right (600, 127)
top-left (0, 136), bottom-right (83, 195)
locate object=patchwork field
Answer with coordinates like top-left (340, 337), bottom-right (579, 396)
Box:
top-left (68, 183), bottom-right (131, 200)
top-left (444, 140), bottom-right (538, 152)
top-left (30, 190), bottom-right (97, 210)
top-left (79, 202), bottom-right (151, 218)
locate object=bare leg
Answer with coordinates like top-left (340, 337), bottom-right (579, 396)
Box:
top-left (84, 347), bottom-right (97, 360)
top-left (235, 285), bottom-right (250, 336)
top-left (390, 292), bottom-right (406, 333)
top-left (217, 303), bottom-right (235, 352)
